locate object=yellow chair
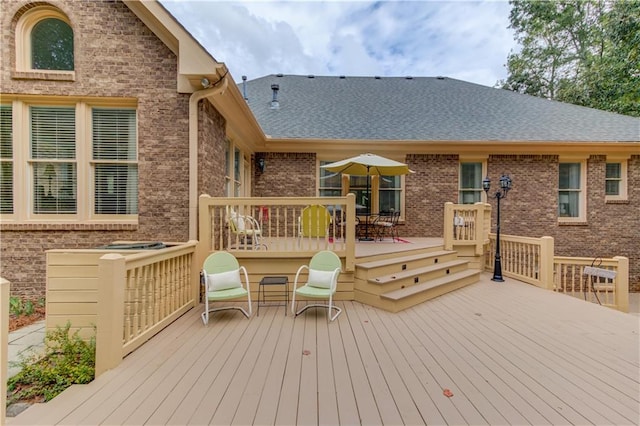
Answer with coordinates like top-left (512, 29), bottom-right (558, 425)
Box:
top-left (298, 204), bottom-right (331, 245)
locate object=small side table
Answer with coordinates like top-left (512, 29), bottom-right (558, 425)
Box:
top-left (258, 276), bottom-right (289, 316)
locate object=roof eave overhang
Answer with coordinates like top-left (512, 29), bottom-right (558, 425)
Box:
top-left (124, 0), bottom-right (265, 150)
top-left (263, 137), bottom-right (640, 156)
top-left (123, 0), bottom-right (225, 93)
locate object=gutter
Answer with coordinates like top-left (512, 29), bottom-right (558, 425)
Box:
top-left (188, 75), bottom-right (229, 240)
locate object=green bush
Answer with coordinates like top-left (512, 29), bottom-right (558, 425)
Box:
top-left (6, 322), bottom-right (96, 406)
top-left (8, 296), bottom-right (22, 316)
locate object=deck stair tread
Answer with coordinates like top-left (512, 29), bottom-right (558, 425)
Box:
top-left (368, 259), bottom-right (469, 285)
top-left (381, 269), bottom-right (481, 301)
top-left (356, 250), bottom-right (455, 270)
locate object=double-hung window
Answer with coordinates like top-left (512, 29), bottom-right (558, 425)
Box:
top-left (379, 175), bottom-right (401, 213)
top-left (93, 108), bottom-right (138, 215)
top-left (0, 99), bottom-right (138, 223)
top-left (0, 105), bottom-right (13, 214)
top-left (459, 162), bottom-right (484, 204)
top-left (318, 160), bottom-right (406, 217)
top-left (558, 161), bottom-right (586, 221)
top-left (319, 160), bottom-right (342, 197)
top-left (605, 159), bottom-right (628, 201)
top-left (225, 140), bottom-right (246, 197)
top-left (31, 106), bottom-right (77, 214)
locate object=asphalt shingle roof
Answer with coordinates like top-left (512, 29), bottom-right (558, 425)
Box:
top-left (240, 74), bottom-right (640, 142)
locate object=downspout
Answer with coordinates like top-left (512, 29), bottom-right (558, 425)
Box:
top-left (188, 75), bottom-right (229, 240)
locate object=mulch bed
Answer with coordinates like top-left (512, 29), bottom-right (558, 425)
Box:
top-left (8, 306), bottom-right (46, 332)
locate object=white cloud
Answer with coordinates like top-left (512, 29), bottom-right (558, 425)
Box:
top-left (159, 0), bottom-right (517, 86)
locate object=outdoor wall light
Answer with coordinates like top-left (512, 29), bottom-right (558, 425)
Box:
top-left (201, 77), bottom-right (211, 88)
top-left (483, 174), bottom-right (512, 282)
top-left (257, 157), bottom-right (266, 173)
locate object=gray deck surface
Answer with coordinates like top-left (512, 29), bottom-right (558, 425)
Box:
top-left (9, 274), bottom-right (640, 426)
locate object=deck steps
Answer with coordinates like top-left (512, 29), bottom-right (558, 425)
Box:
top-left (354, 246), bottom-right (481, 312)
top-left (356, 249), bottom-right (457, 279)
top-left (380, 269), bottom-right (481, 312)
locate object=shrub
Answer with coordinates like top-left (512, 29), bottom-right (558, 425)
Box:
top-left (6, 322), bottom-right (95, 406)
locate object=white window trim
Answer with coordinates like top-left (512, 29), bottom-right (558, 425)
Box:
top-left (558, 157), bottom-right (587, 223)
top-left (458, 156), bottom-right (488, 204)
top-left (316, 158), bottom-right (407, 220)
top-left (224, 140), bottom-right (245, 197)
top-left (0, 97), bottom-right (138, 224)
top-left (15, 5), bottom-right (75, 79)
top-left (605, 156), bottom-right (629, 202)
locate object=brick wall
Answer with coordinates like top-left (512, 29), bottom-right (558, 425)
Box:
top-left (487, 155), bottom-right (640, 291)
top-left (198, 100), bottom-right (227, 198)
top-left (255, 153), bottom-right (640, 291)
top-left (1, 1), bottom-right (227, 298)
top-left (405, 154), bottom-right (459, 237)
top-left (253, 152), bottom-right (316, 197)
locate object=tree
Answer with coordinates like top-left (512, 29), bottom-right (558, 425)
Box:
top-left (500, 0), bottom-right (639, 117)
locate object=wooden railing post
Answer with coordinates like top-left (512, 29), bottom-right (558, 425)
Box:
top-left (443, 202), bottom-right (454, 250)
top-left (1, 277), bottom-right (9, 424)
top-left (613, 256), bottom-right (629, 313)
top-left (345, 193), bottom-right (356, 271)
top-left (539, 236), bottom-right (555, 290)
top-left (188, 239), bottom-right (201, 306)
top-left (474, 202), bottom-right (486, 255)
top-left (96, 253), bottom-right (126, 377)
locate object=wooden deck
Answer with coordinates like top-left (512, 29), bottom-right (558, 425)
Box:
top-left (10, 274), bottom-right (640, 426)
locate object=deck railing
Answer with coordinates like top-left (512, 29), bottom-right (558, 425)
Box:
top-left (485, 233), bottom-right (629, 312)
top-left (485, 234), bottom-right (555, 289)
top-left (1, 277), bottom-right (8, 423)
top-left (553, 256), bottom-right (629, 312)
top-left (94, 241), bottom-right (198, 376)
top-left (198, 193), bottom-right (357, 271)
top-left (443, 202), bottom-right (492, 255)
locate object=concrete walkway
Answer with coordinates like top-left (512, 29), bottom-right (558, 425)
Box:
top-left (7, 320), bottom-right (46, 379)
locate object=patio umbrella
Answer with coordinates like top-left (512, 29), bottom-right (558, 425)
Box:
top-left (321, 153), bottom-right (414, 240)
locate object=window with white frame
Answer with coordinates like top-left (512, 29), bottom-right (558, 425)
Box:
top-left (92, 108), bottom-right (138, 215)
top-left (558, 162), bottom-right (585, 219)
top-left (319, 161), bottom-right (405, 216)
top-left (459, 162), bottom-right (483, 204)
top-left (605, 160), bottom-right (627, 201)
top-left (224, 140), bottom-right (243, 197)
top-left (0, 105), bottom-right (13, 214)
top-left (0, 100), bottom-right (138, 222)
top-left (379, 175), bottom-right (401, 213)
top-left (319, 160), bottom-right (342, 197)
top-left (31, 106), bottom-right (77, 213)
top-left (15, 6), bottom-right (74, 74)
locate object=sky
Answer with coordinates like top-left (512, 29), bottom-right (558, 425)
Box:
top-left (159, 0), bottom-right (519, 88)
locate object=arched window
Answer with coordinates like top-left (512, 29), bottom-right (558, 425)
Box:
top-left (15, 6), bottom-right (75, 74)
top-left (31, 18), bottom-right (74, 70)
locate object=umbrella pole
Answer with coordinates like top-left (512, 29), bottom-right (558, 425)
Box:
top-left (362, 168), bottom-right (374, 241)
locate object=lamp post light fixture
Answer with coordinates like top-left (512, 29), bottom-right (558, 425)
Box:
top-left (483, 174), bottom-right (512, 282)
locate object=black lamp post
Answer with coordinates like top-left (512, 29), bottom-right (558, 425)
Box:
top-left (483, 174), bottom-right (512, 282)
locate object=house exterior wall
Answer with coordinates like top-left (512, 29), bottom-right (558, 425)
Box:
top-left (405, 154), bottom-right (459, 238)
top-left (0, 1), bottom-right (227, 298)
top-left (198, 100), bottom-right (227, 198)
top-left (253, 152), bottom-right (316, 197)
top-left (255, 152), bottom-right (640, 291)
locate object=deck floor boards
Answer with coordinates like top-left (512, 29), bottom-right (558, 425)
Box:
top-left (9, 274), bottom-right (640, 426)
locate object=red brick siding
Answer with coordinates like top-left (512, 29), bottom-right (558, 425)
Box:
top-left (405, 154), bottom-right (459, 237)
top-left (198, 100), bottom-right (227, 197)
top-left (1, 1), bottom-right (226, 298)
top-left (253, 152), bottom-right (316, 197)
